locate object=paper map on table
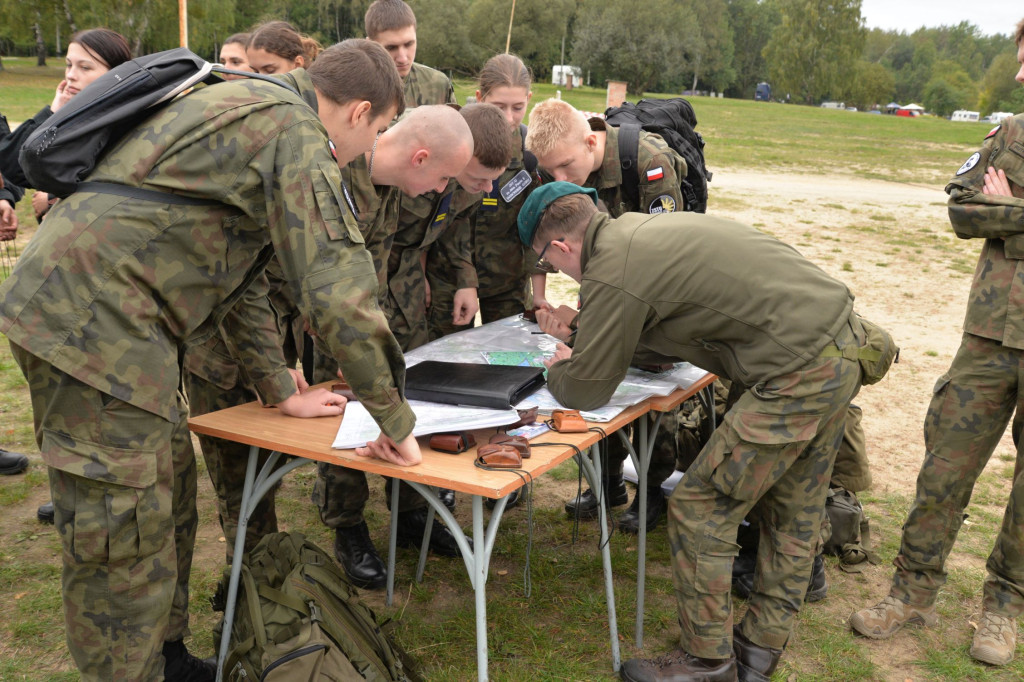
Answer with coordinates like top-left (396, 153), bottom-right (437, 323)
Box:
top-left (333, 400), bottom-right (523, 449)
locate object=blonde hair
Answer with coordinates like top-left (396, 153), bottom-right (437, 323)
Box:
top-left (524, 98), bottom-right (589, 157)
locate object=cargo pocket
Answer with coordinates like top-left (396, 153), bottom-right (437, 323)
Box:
top-left (183, 339), bottom-right (240, 390)
top-left (314, 163), bottom-right (364, 245)
top-left (700, 409), bottom-right (821, 502)
top-left (923, 373), bottom-right (952, 454)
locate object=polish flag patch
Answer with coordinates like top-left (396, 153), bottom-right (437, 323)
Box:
top-left (986, 125), bottom-right (1001, 140)
top-left (646, 167), bottom-right (664, 181)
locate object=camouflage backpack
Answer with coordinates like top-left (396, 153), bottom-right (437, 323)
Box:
top-left (214, 532), bottom-right (420, 681)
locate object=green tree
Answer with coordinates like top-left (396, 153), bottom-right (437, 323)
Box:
top-left (415, 0), bottom-right (482, 76)
top-left (466, 0), bottom-right (576, 81)
top-left (726, 0), bottom-right (780, 99)
top-left (976, 50), bottom-right (1020, 115)
top-left (843, 59), bottom-right (893, 110)
top-left (683, 0), bottom-right (736, 94)
top-left (572, 0), bottom-right (695, 96)
top-left (922, 60), bottom-right (975, 116)
top-left (762, 0), bottom-right (865, 104)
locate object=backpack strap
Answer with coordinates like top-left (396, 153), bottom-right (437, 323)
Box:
top-left (209, 66), bottom-right (301, 96)
top-left (616, 123), bottom-right (641, 210)
top-left (77, 181), bottom-right (223, 206)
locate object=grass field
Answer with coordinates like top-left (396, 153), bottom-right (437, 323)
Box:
top-left (1, 61), bottom-right (1020, 681)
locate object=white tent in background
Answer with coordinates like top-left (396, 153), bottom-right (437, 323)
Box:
top-left (901, 103), bottom-right (925, 111)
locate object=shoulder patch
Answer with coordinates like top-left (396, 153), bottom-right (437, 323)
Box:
top-left (956, 152), bottom-right (981, 176)
top-left (500, 169), bottom-right (532, 203)
top-left (649, 194), bottom-right (676, 214)
top-left (986, 125), bottom-right (1001, 140)
top-left (646, 167), bottom-right (665, 182)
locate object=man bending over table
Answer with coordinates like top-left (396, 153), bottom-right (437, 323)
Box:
top-left (521, 182), bottom-right (890, 682)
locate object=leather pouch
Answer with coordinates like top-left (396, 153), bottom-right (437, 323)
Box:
top-left (508, 406), bottom-right (539, 428)
top-left (475, 443), bottom-right (522, 469)
top-left (488, 434), bottom-right (531, 459)
top-left (552, 409), bottom-right (588, 433)
top-left (429, 432), bottom-right (476, 454)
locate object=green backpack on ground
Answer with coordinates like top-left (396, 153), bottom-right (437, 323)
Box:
top-left (213, 531), bottom-right (420, 681)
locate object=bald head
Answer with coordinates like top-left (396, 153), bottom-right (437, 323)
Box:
top-left (376, 105), bottom-right (474, 196)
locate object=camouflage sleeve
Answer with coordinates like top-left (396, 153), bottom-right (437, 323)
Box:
top-left (219, 271), bottom-right (297, 406)
top-left (251, 120), bottom-right (414, 440)
top-left (947, 119), bottom-right (1024, 243)
top-left (434, 200), bottom-right (479, 290)
top-left (546, 278), bottom-right (651, 411)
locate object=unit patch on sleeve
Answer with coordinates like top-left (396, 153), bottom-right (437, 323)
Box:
top-left (956, 152), bottom-right (981, 176)
top-left (500, 169), bottom-right (532, 203)
top-left (649, 194), bottom-right (676, 214)
top-left (986, 125), bottom-right (1001, 140)
top-left (646, 167), bottom-right (665, 182)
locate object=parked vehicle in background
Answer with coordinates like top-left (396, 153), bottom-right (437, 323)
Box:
top-left (987, 111), bottom-right (1014, 124)
top-left (951, 110), bottom-right (980, 122)
top-left (896, 108), bottom-right (921, 118)
top-left (754, 82), bottom-right (771, 101)
top-left (820, 101), bottom-right (845, 109)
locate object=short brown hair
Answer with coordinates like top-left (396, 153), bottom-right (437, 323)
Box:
top-left (525, 98), bottom-right (589, 157)
top-left (461, 103), bottom-right (514, 170)
top-left (533, 193), bottom-right (597, 248)
top-left (478, 53), bottom-right (532, 98)
top-left (365, 0), bottom-right (416, 39)
top-left (223, 33), bottom-right (250, 48)
top-left (1016, 18), bottom-right (1024, 46)
top-left (308, 39), bottom-right (406, 119)
top-left (249, 21), bottom-right (322, 64)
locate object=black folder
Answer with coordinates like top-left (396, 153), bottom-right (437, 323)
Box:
top-left (404, 361), bottom-right (545, 410)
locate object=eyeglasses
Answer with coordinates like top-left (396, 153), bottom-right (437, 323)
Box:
top-left (536, 238), bottom-right (563, 274)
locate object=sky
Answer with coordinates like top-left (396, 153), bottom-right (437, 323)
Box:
top-left (860, 0), bottom-right (1020, 38)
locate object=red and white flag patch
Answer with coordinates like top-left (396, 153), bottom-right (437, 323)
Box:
top-left (646, 167), bottom-right (664, 181)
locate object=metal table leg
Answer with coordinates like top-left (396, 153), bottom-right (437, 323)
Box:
top-left (215, 446), bottom-right (311, 682)
top-left (574, 440), bottom-right (621, 672)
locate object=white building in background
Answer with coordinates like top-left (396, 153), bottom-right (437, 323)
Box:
top-left (951, 110), bottom-right (980, 122)
top-left (552, 65), bottom-right (583, 88)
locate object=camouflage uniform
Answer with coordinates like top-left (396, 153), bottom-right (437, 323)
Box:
top-left (0, 70), bottom-right (414, 679)
top-left (426, 125), bottom-right (543, 338)
top-left (886, 115), bottom-right (1024, 618)
top-left (403, 62), bottom-right (456, 107)
top-left (310, 154), bottom-right (414, 529)
top-left (545, 210), bottom-right (867, 657)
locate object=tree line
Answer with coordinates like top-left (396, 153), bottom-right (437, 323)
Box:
top-left (1, 0), bottom-right (1020, 117)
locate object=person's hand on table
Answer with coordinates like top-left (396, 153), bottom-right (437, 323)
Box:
top-left (536, 309), bottom-right (572, 342)
top-left (275, 387), bottom-right (346, 417)
top-left (355, 433), bottom-right (422, 466)
top-left (287, 367), bottom-right (309, 393)
top-left (452, 287), bottom-right (478, 325)
top-left (543, 342), bottom-right (573, 368)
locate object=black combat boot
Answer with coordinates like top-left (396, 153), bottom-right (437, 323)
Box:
top-left (564, 472), bottom-right (628, 519)
top-left (804, 552), bottom-right (827, 602)
top-left (162, 638), bottom-right (216, 682)
top-left (395, 508), bottom-right (471, 557)
top-left (733, 627), bottom-right (783, 682)
top-left (617, 485), bottom-right (667, 534)
top-left (438, 487), bottom-right (457, 511)
top-left (620, 649), bottom-right (737, 682)
top-left (37, 501), bottom-right (55, 524)
top-left (0, 448), bottom-right (28, 475)
top-left (334, 521), bottom-right (387, 590)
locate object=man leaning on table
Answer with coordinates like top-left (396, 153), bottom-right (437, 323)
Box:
top-left (522, 182), bottom-right (892, 682)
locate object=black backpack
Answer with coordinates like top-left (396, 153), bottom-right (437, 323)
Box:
top-left (603, 98), bottom-right (711, 213)
top-left (19, 47), bottom-right (294, 198)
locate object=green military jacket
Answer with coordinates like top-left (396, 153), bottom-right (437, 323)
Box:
top-left (403, 62), bottom-right (456, 107)
top-left (340, 153), bottom-right (401, 306)
top-left (946, 114), bottom-right (1024, 350)
top-left (586, 118), bottom-right (689, 216)
top-left (388, 179), bottom-right (479, 350)
top-left (546, 212), bottom-right (854, 411)
top-left (0, 70), bottom-right (415, 440)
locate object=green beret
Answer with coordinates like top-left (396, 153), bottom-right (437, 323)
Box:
top-left (517, 181), bottom-right (599, 246)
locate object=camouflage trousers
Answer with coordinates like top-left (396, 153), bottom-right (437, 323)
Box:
top-left (11, 342), bottom-right (198, 681)
top-left (427, 278), bottom-right (527, 340)
top-left (309, 346), bottom-right (425, 528)
top-left (183, 355), bottom-right (280, 563)
top-left (890, 332), bottom-right (1024, 617)
top-left (667, 319), bottom-right (862, 657)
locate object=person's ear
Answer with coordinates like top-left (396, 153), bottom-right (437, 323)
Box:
top-left (584, 132), bottom-right (598, 152)
top-left (475, 89), bottom-right (483, 101)
top-left (526, 91), bottom-right (533, 104)
top-left (294, 55), bottom-right (306, 70)
top-left (411, 148), bottom-right (430, 167)
top-left (349, 100), bottom-right (372, 126)
top-left (551, 239), bottom-right (572, 255)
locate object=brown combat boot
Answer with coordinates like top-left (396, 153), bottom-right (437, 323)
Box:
top-left (619, 648), bottom-right (737, 682)
top-left (970, 610), bottom-right (1017, 666)
top-left (849, 595), bottom-right (937, 639)
top-left (732, 627), bottom-right (783, 682)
